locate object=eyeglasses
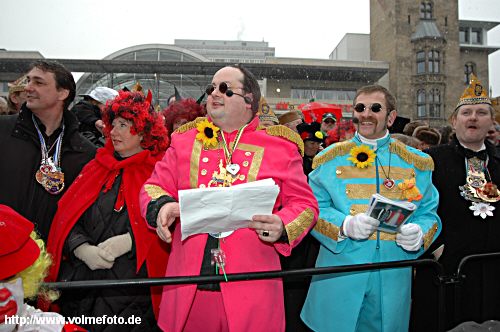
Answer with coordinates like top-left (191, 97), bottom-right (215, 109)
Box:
top-left (354, 103), bottom-right (383, 113)
top-left (206, 82), bottom-right (242, 96)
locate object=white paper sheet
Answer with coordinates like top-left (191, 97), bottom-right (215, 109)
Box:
top-left (178, 178), bottom-right (280, 240)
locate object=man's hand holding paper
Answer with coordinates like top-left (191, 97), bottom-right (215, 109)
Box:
top-left (178, 179), bottom-right (280, 240)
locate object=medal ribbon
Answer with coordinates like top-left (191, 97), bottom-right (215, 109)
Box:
top-left (32, 114), bottom-right (65, 169)
top-left (220, 124), bottom-right (247, 167)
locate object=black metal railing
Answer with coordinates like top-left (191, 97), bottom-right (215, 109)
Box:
top-left (42, 252), bottom-right (500, 332)
top-left (44, 258), bottom-right (446, 331)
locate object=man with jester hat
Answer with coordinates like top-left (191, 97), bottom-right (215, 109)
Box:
top-left (411, 75), bottom-right (500, 331)
top-left (301, 85), bottom-right (441, 332)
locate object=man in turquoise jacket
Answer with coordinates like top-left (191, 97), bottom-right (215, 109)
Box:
top-left (301, 85), bottom-right (441, 332)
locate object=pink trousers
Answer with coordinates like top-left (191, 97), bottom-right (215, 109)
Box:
top-left (184, 290), bottom-right (229, 332)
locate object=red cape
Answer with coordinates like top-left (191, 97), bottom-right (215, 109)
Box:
top-left (45, 142), bottom-right (169, 317)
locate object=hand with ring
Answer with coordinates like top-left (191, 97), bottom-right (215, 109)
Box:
top-left (249, 214), bottom-right (284, 243)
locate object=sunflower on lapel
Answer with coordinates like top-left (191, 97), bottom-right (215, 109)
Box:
top-left (347, 145), bottom-right (376, 169)
top-left (196, 119), bottom-right (220, 148)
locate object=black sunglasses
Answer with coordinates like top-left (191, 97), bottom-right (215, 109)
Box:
top-left (354, 103), bottom-right (383, 113)
top-left (206, 82), bottom-right (234, 95)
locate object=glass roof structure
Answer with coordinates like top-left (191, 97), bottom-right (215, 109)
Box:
top-left (76, 44), bottom-right (211, 109)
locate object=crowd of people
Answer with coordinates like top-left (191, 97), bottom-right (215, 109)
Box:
top-left (0, 60), bottom-right (499, 331)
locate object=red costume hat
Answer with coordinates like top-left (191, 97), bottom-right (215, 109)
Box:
top-left (0, 205), bottom-right (40, 280)
top-left (102, 91), bottom-right (169, 156)
top-left (162, 98), bottom-right (205, 136)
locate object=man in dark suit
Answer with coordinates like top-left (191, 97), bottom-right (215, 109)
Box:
top-left (411, 75), bottom-right (500, 331)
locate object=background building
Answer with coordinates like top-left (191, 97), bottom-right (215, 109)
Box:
top-left (1, 1), bottom-right (498, 121)
top-left (174, 39), bottom-right (275, 63)
top-left (369, 0), bottom-right (499, 125)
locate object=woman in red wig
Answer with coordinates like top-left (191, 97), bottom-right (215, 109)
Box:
top-left (162, 98), bottom-right (205, 138)
top-left (46, 91), bottom-right (169, 332)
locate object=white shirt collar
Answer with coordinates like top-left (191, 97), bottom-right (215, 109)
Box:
top-left (357, 130), bottom-right (390, 150)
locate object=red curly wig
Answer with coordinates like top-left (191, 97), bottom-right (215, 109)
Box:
top-left (102, 91), bottom-right (169, 156)
top-left (162, 98), bottom-right (206, 137)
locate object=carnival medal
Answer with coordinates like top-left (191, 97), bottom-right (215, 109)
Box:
top-left (32, 114), bottom-right (65, 195)
top-left (460, 157), bottom-right (498, 218)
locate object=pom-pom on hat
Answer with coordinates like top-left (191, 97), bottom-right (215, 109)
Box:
top-left (0, 205), bottom-right (40, 280)
top-left (257, 97), bottom-right (279, 125)
top-left (456, 74), bottom-right (492, 110)
top-left (297, 122), bottom-right (325, 143)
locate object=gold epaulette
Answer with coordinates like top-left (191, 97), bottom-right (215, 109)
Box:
top-left (423, 222), bottom-right (439, 250)
top-left (390, 140), bottom-right (434, 171)
top-left (144, 184), bottom-right (168, 200)
top-left (312, 141), bottom-right (356, 169)
top-left (174, 117), bottom-right (206, 134)
top-left (265, 125), bottom-right (304, 157)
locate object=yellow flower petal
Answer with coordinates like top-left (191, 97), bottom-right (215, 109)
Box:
top-left (348, 144), bottom-right (376, 169)
top-left (196, 120), bottom-right (220, 148)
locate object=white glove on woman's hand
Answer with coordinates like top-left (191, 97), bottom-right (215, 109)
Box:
top-left (74, 243), bottom-right (115, 270)
top-left (97, 233), bottom-right (132, 259)
top-left (396, 224), bottom-right (423, 251)
top-left (342, 214), bottom-right (380, 240)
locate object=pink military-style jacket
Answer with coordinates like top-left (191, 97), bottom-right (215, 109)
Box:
top-left (140, 116), bottom-right (318, 332)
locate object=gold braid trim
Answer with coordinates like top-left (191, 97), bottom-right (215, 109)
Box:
top-left (312, 141), bottom-right (357, 169)
top-left (390, 140), bottom-right (434, 171)
top-left (144, 184), bottom-right (168, 200)
top-left (369, 231), bottom-right (397, 241)
top-left (285, 208), bottom-right (315, 244)
top-left (174, 117), bottom-right (207, 134)
top-left (349, 204), bottom-right (369, 215)
top-left (313, 218), bottom-right (340, 241)
top-left (265, 125), bottom-right (304, 157)
top-left (423, 222), bottom-right (439, 250)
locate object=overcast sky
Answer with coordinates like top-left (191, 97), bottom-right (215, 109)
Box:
top-left (1, 0), bottom-right (500, 94)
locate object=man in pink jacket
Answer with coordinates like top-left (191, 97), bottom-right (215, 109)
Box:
top-left (140, 64), bottom-right (318, 332)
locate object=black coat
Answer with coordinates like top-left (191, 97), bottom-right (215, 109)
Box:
top-left (411, 136), bottom-right (500, 330)
top-left (59, 171), bottom-right (160, 332)
top-left (0, 105), bottom-right (95, 241)
top-left (71, 100), bottom-right (105, 147)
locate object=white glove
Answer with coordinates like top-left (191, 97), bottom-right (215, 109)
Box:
top-left (74, 243), bottom-right (115, 270)
top-left (97, 233), bottom-right (132, 259)
top-left (342, 214), bottom-right (380, 240)
top-left (396, 224), bottom-right (423, 251)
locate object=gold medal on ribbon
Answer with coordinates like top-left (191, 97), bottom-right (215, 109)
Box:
top-left (42, 170), bottom-right (65, 195)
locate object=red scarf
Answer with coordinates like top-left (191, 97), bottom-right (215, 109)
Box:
top-left (45, 142), bottom-right (169, 317)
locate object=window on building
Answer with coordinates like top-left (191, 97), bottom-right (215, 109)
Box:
top-left (459, 27), bottom-right (469, 43)
top-left (428, 50), bottom-right (440, 73)
top-left (464, 62), bottom-right (475, 84)
top-left (417, 90), bottom-right (427, 117)
top-left (471, 28), bottom-right (482, 44)
top-left (417, 51), bottom-right (426, 74)
top-left (429, 89), bottom-right (441, 117)
top-left (420, 2), bottom-right (432, 19)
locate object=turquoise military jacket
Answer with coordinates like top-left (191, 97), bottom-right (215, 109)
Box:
top-left (302, 134), bottom-right (441, 332)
